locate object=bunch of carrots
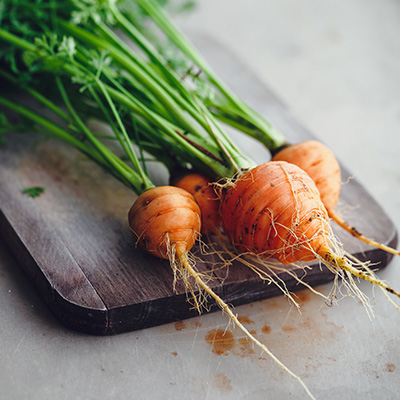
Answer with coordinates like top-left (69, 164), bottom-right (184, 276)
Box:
top-left (0, 1), bottom-right (399, 398)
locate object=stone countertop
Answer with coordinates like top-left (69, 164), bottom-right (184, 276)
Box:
top-left (1, 1), bottom-right (400, 399)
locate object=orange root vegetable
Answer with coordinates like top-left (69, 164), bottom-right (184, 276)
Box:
top-left (128, 186), bottom-right (201, 259)
top-left (174, 173), bottom-right (221, 234)
top-left (128, 185), bottom-right (315, 399)
top-left (272, 140), bottom-right (400, 256)
top-left (272, 140), bottom-right (341, 212)
top-left (174, 173), bottom-right (328, 307)
top-left (221, 161), bottom-right (400, 299)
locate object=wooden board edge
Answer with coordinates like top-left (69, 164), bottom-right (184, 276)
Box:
top-left (0, 209), bottom-right (111, 334)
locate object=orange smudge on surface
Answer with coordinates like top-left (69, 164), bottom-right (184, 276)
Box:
top-left (295, 291), bottom-right (310, 305)
top-left (302, 319), bottom-right (312, 329)
top-left (262, 325), bottom-right (271, 334)
top-left (194, 321), bottom-right (202, 327)
top-left (238, 337), bottom-right (255, 358)
top-left (387, 363), bottom-right (396, 373)
top-left (237, 316), bottom-right (254, 324)
top-left (214, 372), bottom-right (232, 392)
top-left (282, 326), bottom-right (295, 332)
top-left (205, 329), bottom-right (235, 355)
top-left (171, 351), bottom-right (178, 357)
top-left (249, 329), bottom-right (257, 335)
top-left (175, 321), bottom-right (186, 331)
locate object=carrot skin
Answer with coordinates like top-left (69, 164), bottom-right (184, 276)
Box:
top-left (174, 173), bottom-right (221, 234)
top-left (221, 161), bottom-right (330, 264)
top-left (128, 186), bottom-right (201, 259)
top-left (272, 140), bottom-right (341, 213)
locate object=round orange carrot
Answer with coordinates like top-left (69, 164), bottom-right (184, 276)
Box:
top-left (128, 186), bottom-right (201, 259)
top-left (222, 160), bottom-right (329, 264)
top-left (221, 161), bottom-right (400, 298)
top-left (272, 140), bottom-right (399, 256)
top-left (174, 173), bottom-right (221, 234)
top-left (272, 140), bottom-right (341, 212)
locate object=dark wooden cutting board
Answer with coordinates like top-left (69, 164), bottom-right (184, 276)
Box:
top-left (0, 38), bottom-right (397, 335)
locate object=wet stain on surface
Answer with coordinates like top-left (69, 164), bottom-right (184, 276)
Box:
top-left (174, 320), bottom-right (186, 331)
top-left (205, 329), bottom-right (235, 355)
top-left (237, 337), bottom-right (255, 358)
top-left (386, 363), bottom-right (396, 373)
top-left (282, 325), bottom-right (295, 332)
top-left (237, 316), bottom-right (254, 324)
top-left (262, 325), bottom-right (271, 334)
top-left (213, 372), bottom-right (232, 391)
top-left (294, 290), bottom-right (310, 305)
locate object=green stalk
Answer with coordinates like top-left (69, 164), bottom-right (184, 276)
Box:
top-left (55, 77), bottom-right (154, 194)
top-left (60, 20), bottom-right (198, 134)
top-left (94, 78), bottom-right (151, 187)
top-left (0, 95), bottom-right (145, 190)
top-left (104, 6), bottom-right (194, 103)
top-left (135, 0), bottom-right (287, 152)
top-left (0, 96), bottom-right (88, 151)
top-left (0, 26), bottom-right (253, 178)
top-left (104, 82), bottom-right (248, 178)
top-left (63, 18), bottom-right (250, 168)
top-left (0, 27), bottom-right (36, 52)
top-left (65, 53), bottom-right (235, 174)
top-left (93, 13), bottom-right (247, 164)
top-left (0, 68), bottom-right (70, 122)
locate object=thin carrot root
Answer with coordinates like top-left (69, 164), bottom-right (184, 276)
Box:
top-left (329, 209), bottom-right (400, 256)
top-left (272, 140), bottom-right (399, 256)
top-left (346, 251), bottom-right (400, 312)
top-left (209, 229), bottom-right (330, 309)
top-left (179, 253), bottom-right (316, 400)
top-left (320, 249), bottom-right (400, 298)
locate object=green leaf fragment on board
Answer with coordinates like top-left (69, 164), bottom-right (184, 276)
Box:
top-left (22, 186), bottom-right (45, 198)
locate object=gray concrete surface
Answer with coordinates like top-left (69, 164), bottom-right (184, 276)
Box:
top-left (1, 1), bottom-right (400, 399)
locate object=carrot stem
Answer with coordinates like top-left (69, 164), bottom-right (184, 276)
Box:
top-left (134, 0), bottom-right (286, 152)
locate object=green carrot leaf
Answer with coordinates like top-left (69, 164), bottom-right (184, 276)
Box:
top-left (22, 186), bottom-right (45, 198)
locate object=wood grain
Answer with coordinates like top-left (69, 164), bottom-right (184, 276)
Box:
top-left (0, 39), bottom-right (397, 335)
